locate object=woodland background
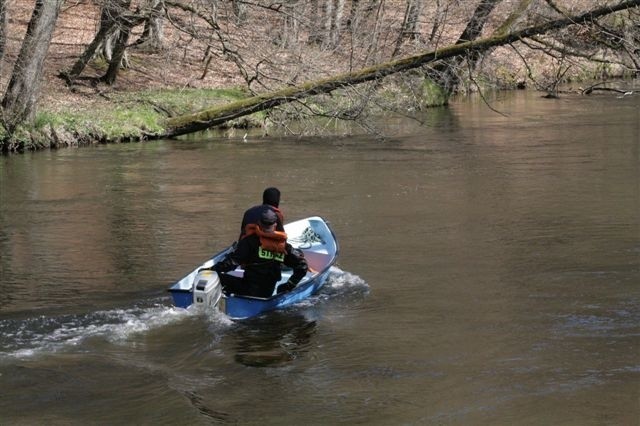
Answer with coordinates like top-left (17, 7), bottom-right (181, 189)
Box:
top-left (0, 0), bottom-right (638, 151)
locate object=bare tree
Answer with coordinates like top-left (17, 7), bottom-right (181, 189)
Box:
top-left (164, 0), bottom-right (267, 91)
top-left (363, 0), bottom-right (386, 64)
top-left (501, 0), bottom-right (639, 95)
top-left (101, 0), bottom-right (134, 84)
top-left (135, 0), bottom-right (165, 51)
top-left (308, 0), bottom-right (345, 48)
top-left (402, 0), bottom-right (423, 40)
top-left (161, 0), bottom-right (640, 138)
top-left (427, 0), bottom-right (504, 96)
top-left (61, 0), bottom-right (144, 85)
top-left (0, 0), bottom-right (637, 150)
top-left (231, 0), bottom-right (247, 24)
top-left (428, 0), bottom-right (450, 44)
top-left (308, 0), bottom-right (322, 44)
top-left (347, 0), bottom-right (360, 29)
top-left (1, 0), bottom-right (65, 134)
top-left (328, 0), bottom-right (345, 48)
top-left (0, 0), bottom-right (6, 69)
top-left (61, 10), bottom-right (115, 82)
top-left (393, 0), bottom-right (424, 57)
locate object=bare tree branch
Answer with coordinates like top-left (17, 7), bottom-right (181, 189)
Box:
top-left (162, 0), bottom-right (640, 138)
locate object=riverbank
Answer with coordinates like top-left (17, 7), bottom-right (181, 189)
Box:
top-left (3, 77), bottom-right (636, 153)
top-left (7, 73), bottom-right (635, 153)
top-left (1, 71), bottom-right (455, 152)
top-left (1, 1), bottom-right (637, 153)
top-left (1, 87), bottom-right (260, 152)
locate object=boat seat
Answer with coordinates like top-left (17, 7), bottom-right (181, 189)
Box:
top-left (303, 251), bottom-right (332, 272)
top-left (225, 269), bottom-right (244, 278)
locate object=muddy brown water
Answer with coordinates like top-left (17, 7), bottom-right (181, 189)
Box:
top-left (1, 90), bottom-right (638, 424)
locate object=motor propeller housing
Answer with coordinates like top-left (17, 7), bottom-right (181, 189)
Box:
top-left (193, 270), bottom-right (222, 309)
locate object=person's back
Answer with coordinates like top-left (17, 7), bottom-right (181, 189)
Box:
top-left (217, 209), bottom-right (307, 297)
top-left (239, 187), bottom-right (284, 239)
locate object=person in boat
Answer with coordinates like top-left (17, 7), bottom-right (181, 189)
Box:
top-left (239, 187), bottom-right (284, 240)
top-left (215, 209), bottom-right (308, 298)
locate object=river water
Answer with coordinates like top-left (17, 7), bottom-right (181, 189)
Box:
top-left (0, 90), bottom-right (638, 424)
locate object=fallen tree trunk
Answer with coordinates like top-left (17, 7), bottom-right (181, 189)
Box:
top-left (162, 0), bottom-right (640, 138)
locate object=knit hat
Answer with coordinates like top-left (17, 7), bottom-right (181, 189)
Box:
top-left (259, 208), bottom-right (278, 227)
top-left (262, 187), bottom-right (281, 207)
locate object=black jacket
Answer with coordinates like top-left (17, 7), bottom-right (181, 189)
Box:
top-left (215, 234), bottom-right (307, 298)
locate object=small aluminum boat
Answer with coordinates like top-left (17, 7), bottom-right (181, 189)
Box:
top-left (168, 216), bottom-right (338, 319)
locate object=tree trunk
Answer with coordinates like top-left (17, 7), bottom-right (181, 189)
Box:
top-left (310, 0), bottom-right (345, 48)
top-left (135, 0), bottom-right (165, 50)
top-left (100, 1), bottom-right (132, 63)
top-left (347, 0), bottom-right (359, 29)
top-left (161, 0), bottom-right (640, 138)
top-left (0, 0), bottom-right (7, 68)
top-left (458, 0), bottom-right (503, 43)
top-left (322, 0), bottom-right (334, 47)
top-left (494, 0), bottom-right (534, 36)
top-left (102, 21), bottom-right (132, 85)
top-left (1, 0), bottom-right (64, 133)
top-left (97, 0), bottom-right (148, 85)
top-left (393, 0), bottom-right (424, 56)
top-left (428, 0), bottom-right (448, 43)
top-left (281, 1), bottom-right (300, 48)
top-left (61, 0), bottom-right (136, 84)
top-left (329, 0), bottom-right (345, 48)
top-left (363, 0), bottom-right (385, 63)
top-left (402, 0), bottom-right (423, 40)
top-left (61, 18), bottom-right (119, 83)
top-left (232, 0), bottom-right (247, 24)
top-left (308, 0), bottom-right (322, 44)
top-left (428, 0), bottom-right (503, 95)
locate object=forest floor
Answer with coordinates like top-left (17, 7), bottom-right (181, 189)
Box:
top-left (5, 2), bottom-right (248, 115)
top-left (0, 1), bottom-right (260, 150)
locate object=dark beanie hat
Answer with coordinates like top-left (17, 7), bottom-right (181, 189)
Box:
top-left (263, 187), bottom-right (280, 207)
top-left (260, 208), bottom-right (278, 226)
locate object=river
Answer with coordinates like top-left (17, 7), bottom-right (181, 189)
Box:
top-left (0, 90), bottom-right (638, 424)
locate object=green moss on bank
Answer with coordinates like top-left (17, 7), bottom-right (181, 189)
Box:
top-left (1, 87), bottom-right (263, 152)
top-left (1, 81), bottom-right (452, 152)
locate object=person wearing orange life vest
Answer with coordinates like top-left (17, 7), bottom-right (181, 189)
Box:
top-left (215, 209), bottom-right (308, 298)
top-left (239, 187), bottom-right (284, 240)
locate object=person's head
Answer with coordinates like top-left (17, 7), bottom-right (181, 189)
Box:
top-left (262, 187), bottom-right (281, 208)
top-left (259, 208), bottom-right (278, 232)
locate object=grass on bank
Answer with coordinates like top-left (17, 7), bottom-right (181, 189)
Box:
top-left (1, 78), bottom-right (453, 151)
top-left (0, 87), bottom-right (259, 151)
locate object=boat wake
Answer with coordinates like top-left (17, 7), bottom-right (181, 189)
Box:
top-left (323, 266), bottom-right (369, 295)
top-left (0, 267), bottom-right (367, 361)
top-left (0, 302), bottom-right (199, 360)
top-left (297, 266), bottom-right (370, 307)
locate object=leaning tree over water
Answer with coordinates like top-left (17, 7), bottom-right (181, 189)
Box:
top-left (0, 0), bottom-right (639, 150)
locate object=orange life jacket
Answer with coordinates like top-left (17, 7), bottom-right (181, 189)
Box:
top-left (243, 223), bottom-right (288, 254)
top-left (272, 206), bottom-right (284, 227)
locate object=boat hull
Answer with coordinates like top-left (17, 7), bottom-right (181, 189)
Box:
top-left (223, 267), bottom-right (332, 318)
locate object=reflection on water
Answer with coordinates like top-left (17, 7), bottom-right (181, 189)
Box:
top-left (0, 90), bottom-right (638, 424)
top-left (233, 313), bottom-right (317, 367)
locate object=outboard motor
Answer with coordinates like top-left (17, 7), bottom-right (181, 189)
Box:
top-left (192, 270), bottom-right (223, 310)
